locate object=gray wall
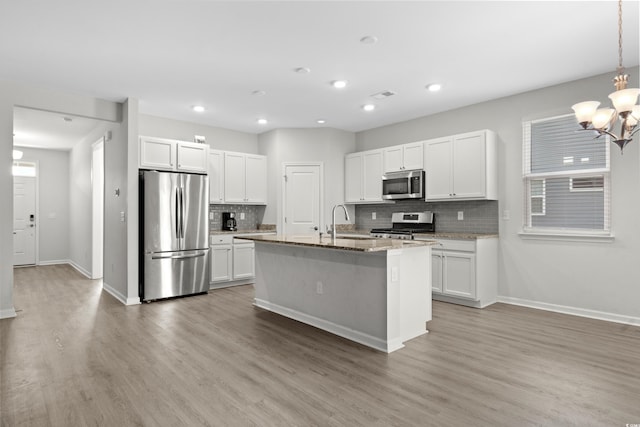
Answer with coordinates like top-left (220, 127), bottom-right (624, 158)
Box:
top-left (16, 147), bottom-right (70, 263)
top-left (139, 114), bottom-right (258, 153)
top-left (258, 128), bottom-right (356, 231)
top-left (356, 67), bottom-right (640, 320)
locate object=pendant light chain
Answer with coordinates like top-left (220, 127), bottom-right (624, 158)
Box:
top-left (617, 0), bottom-right (624, 75)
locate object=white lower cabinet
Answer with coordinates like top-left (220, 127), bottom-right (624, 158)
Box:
top-left (209, 234), bottom-right (271, 288)
top-left (232, 239), bottom-right (255, 280)
top-left (425, 237), bottom-right (497, 308)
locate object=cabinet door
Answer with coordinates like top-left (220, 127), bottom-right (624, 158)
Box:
top-left (245, 155), bottom-right (267, 204)
top-left (344, 153), bottom-right (363, 202)
top-left (140, 137), bottom-right (175, 171)
top-left (443, 251), bottom-right (476, 299)
top-left (402, 142), bottom-right (424, 170)
top-left (431, 251), bottom-right (443, 293)
top-left (383, 146), bottom-right (403, 172)
top-left (453, 132), bottom-right (486, 199)
top-left (210, 245), bottom-right (232, 282)
top-left (362, 150), bottom-right (383, 201)
top-left (208, 150), bottom-right (224, 204)
top-left (233, 242), bottom-right (255, 279)
top-left (424, 137), bottom-right (453, 200)
top-left (224, 152), bottom-right (246, 203)
top-left (177, 142), bottom-right (208, 173)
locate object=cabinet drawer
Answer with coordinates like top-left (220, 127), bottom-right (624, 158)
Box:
top-left (210, 235), bottom-right (233, 245)
top-left (437, 239), bottom-right (476, 252)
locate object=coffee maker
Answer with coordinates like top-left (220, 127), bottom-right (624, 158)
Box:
top-left (222, 212), bottom-right (237, 231)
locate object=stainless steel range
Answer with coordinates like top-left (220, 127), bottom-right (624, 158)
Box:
top-left (371, 211), bottom-right (435, 240)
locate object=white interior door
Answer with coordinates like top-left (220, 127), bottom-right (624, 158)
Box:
top-left (13, 176), bottom-right (36, 266)
top-left (92, 139), bottom-right (104, 279)
top-left (283, 164), bottom-right (322, 235)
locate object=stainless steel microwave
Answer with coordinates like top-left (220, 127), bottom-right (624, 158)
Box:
top-left (382, 170), bottom-right (424, 200)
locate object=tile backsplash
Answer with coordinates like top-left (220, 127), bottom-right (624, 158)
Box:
top-left (355, 199), bottom-right (498, 233)
top-left (209, 204), bottom-right (266, 231)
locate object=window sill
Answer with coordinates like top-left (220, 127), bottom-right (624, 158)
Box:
top-left (518, 231), bottom-right (615, 243)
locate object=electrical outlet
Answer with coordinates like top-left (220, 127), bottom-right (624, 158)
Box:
top-left (457, 211), bottom-right (464, 221)
top-left (391, 267), bottom-right (399, 282)
top-left (209, 211), bottom-right (214, 220)
top-left (372, 212), bottom-right (376, 220)
top-left (503, 210), bottom-right (511, 220)
top-left (316, 281), bottom-right (323, 294)
top-left (240, 212), bottom-right (245, 220)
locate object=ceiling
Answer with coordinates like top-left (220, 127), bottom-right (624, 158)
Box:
top-left (3, 1), bottom-right (639, 146)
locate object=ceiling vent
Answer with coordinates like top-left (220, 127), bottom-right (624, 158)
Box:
top-left (371, 90), bottom-right (396, 100)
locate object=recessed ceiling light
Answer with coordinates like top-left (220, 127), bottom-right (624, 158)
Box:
top-left (252, 90), bottom-right (266, 96)
top-left (295, 67), bottom-right (311, 74)
top-left (317, 119), bottom-right (326, 124)
top-left (257, 118), bottom-right (268, 125)
top-left (332, 80), bottom-right (348, 89)
top-left (360, 35), bottom-right (378, 45)
top-left (362, 104), bottom-right (376, 112)
top-left (426, 83), bottom-right (442, 92)
top-left (192, 105), bottom-right (205, 113)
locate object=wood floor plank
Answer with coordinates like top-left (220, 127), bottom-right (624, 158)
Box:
top-left (2, 265), bottom-right (639, 426)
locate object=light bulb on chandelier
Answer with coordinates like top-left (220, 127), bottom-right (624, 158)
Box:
top-left (571, 0), bottom-right (640, 154)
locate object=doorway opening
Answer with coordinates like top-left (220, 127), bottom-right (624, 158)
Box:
top-left (92, 138), bottom-right (104, 279)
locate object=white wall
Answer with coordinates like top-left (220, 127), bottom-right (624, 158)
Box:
top-left (0, 79), bottom-right (123, 318)
top-left (139, 114), bottom-right (258, 153)
top-left (16, 147), bottom-right (70, 264)
top-left (258, 128), bottom-right (356, 231)
top-left (356, 67), bottom-right (640, 322)
top-left (69, 121), bottom-right (113, 277)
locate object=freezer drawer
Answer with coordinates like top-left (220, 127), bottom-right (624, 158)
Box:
top-left (142, 249), bottom-right (209, 301)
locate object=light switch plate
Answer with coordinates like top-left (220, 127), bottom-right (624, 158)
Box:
top-left (458, 211), bottom-right (464, 220)
top-left (240, 212), bottom-right (245, 220)
top-left (372, 212), bottom-right (376, 220)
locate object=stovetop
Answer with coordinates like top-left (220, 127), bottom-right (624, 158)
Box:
top-left (370, 211), bottom-right (435, 239)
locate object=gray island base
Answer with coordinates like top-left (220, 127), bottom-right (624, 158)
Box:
top-left (242, 235), bottom-right (436, 353)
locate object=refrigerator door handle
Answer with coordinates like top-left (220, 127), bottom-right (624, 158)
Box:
top-left (175, 189), bottom-right (180, 239)
top-left (180, 187), bottom-right (185, 239)
top-left (151, 252), bottom-right (206, 260)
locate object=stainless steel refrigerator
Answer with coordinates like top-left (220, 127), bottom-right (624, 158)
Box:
top-left (140, 170), bottom-right (209, 301)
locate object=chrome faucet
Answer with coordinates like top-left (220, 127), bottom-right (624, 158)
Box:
top-left (331, 204), bottom-right (350, 243)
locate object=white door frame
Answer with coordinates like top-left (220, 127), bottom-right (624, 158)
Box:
top-left (281, 162), bottom-right (324, 235)
top-left (91, 138), bottom-right (104, 279)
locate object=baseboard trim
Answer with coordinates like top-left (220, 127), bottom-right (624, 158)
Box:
top-left (0, 308), bottom-right (17, 320)
top-left (103, 282), bottom-right (140, 306)
top-left (68, 261), bottom-right (91, 279)
top-left (38, 259), bottom-right (70, 266)
top-left (497, 296), bottom-right (640, 327)
top-left (254, 298), bottom-right (400, 353)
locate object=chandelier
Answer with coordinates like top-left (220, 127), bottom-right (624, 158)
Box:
top-left (571, 0), bottom-right (639, 153)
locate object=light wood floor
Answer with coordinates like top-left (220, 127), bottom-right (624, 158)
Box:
top-left (2, 265), bottom-right (639, 426)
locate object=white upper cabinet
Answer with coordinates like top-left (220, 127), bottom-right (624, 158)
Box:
top-left (424, 130), bottom-right (497, 201)
top-left (208, 150), bottom-right (224, 204)
top-left (223, 152), bottom-right (267, 204)
top-left (383, 142), bottom-right (424, 172)
top-left (139, 136), bottom-right (208, 173)
top-left (345, 149), bottom-right (384, 203)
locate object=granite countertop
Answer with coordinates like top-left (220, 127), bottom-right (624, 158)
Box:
top-left (340, 229), bottom-right (498, 240)
top-left (239, 234), bottom-right (438, 253)
top-left (210, 229), bottom-right (276, 236)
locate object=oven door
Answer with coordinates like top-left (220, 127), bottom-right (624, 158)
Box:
top-left (382, 170), bottom-right (423, 199)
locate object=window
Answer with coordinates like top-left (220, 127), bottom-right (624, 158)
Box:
top-left (12, 161), bottom-right (36, 177)
top-left (522, 114), bottom-right (610, 236)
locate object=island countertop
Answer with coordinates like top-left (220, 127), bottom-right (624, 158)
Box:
top-left (239, 234), bottom-right (437, 252)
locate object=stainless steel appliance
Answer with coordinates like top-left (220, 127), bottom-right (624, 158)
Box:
top-left (222, 212), bottom-right (237, 231)
top-left (371, 211), bottom-right (435, 240)
top-left (382, 170), bottom-right (424, 200)
top-left (139, 170), bottom-right (209, 301)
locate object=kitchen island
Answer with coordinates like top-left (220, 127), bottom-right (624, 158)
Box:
top-left (240, 235), bottom-right (437, 353)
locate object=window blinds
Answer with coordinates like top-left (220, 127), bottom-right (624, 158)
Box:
top-left (522, 114), bottom-right (610, 233)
